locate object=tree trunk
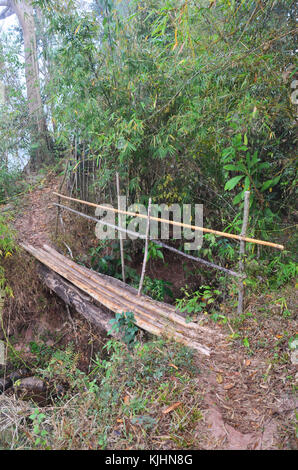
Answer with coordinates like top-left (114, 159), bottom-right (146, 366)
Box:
top-left (38, 264), bottom-right (118, 337)
top-left (11, 0), bottom-right (51, 169)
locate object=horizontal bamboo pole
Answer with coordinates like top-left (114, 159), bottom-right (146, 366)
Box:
top-left (53, 192), bottom-right (284, 250)
top-left (54, 203), bottom-right (241, 277)
top-left (153, 240), bottom-right (242, 278)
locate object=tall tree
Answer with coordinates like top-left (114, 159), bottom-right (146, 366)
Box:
top-left (0, 0), bottom-right (51, 169)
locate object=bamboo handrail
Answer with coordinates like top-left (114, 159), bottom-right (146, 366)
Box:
top-left (53, 203), bottom-right (242, 277)
top-left (53, 192), bottom-right (285, 250)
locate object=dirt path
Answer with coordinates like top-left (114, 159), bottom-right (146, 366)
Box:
top-left (194, 336), bottom-right (297, 449)
top-left (13, 173), bottom-right (60, 246)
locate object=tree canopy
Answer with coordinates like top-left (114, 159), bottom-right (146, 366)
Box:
top-left (0, 0), bottom-right (297, 237)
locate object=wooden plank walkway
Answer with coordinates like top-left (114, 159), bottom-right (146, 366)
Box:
top-left (21, 243), bottom-right (224, 355)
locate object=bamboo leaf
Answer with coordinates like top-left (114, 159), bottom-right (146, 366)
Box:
top-left (225, 175), bottom-right (244, 191)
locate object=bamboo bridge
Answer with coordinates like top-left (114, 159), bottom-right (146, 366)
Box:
top-left (21, 243), bottom-right (221, 356)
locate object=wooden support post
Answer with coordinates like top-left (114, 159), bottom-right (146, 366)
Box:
top-left (237, 191), bottom-right (250, 315)
top-left (116, 172), bottom-right (126, 284)
top-left (55, 158), bottom-right (70, 238)
top-left (55, 194), bottom-right (61, 238)
top-left (138, 198), bottom-right (152, 297)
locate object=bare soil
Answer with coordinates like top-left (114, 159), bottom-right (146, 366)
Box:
top-left (13, 172), bottom-right (60, 246)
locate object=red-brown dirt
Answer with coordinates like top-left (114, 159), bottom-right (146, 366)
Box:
top-left (13, 172), bottom-right (60, 246)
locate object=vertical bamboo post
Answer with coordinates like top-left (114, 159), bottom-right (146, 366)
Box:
top-left (74, 136), bottom-right (78, 192)
top-left (116, 172), bottom-right (126, 284)
top-left (138, 198), bottom-right (152, 297)
top-left (237, 191), bottom-right (250, 315)
top-left (55, 157), bottom-right (70, 238)
top-left (55, 195), bottom-right (61, 238)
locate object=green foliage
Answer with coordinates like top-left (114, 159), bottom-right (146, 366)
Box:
top-left (0, 215), bottom-right (15, 258)
top-left (201, 233), bottom-right (237, 266)
top-left (29, 409), bottom-right (49, 448)
top-left (142, 276), bottom-right (173, 301)
top-left (176, 285), bottom-right (222, 322)
top-left (0, 216), bottom-right (16, 296)
top-left (33, 0), bottom-right (295, 288)
top-left (31, 0), bottom-right (296, 231)
top-left (274, 297), bottom-right (292, 319)
top-left (0, 28), bottom-right (28, 169)
top-left (39, 346), bottom-right (85, 392)
top-left (222, 133), bottom-right (278, 207)
top-left (0, 0), bottom-right (292, 292)
top-left (210, 313), bottom-right (228, 325)
top-left (29, 341), bottom-right (54, 367)
top-left (146, 242), bottom-right (164, 263)
top-left (97, 337), bottom-right (196, 387)
top-left (266, 255), bottom-right (297, 289)
top-left (108, 311), bottom-right (139, 348)
top-left (89, 241), bottom-right (132, 279)
top-left (7, 337), bottom-right (199, 450)
top-left (0, 164), bottom-right (22, 202)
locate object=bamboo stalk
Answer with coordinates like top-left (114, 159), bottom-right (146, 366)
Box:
top-left (52, 192), bottom-right (284, 250)
top-left (24, 243), bottom-right (176, 331)
top-left (54, 195), bottom-right (61, 238)
top-left (138, 198), bottom-right (151, 296)
top-left (116, 172), bottom-right (126, 283)
top-left (24, 242), bottom-right (219, 342)
top-left (55, 157), bottom-right (72, 237)
top-left (237, 191), bottom-right (250, 315)
top-left (153, 240), bottom-right (242, 278)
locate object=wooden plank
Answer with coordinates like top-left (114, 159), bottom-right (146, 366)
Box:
top-left (23, 244), bottom-right (166, 331)
top-left (40, 246), bottom-right (212, 344)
